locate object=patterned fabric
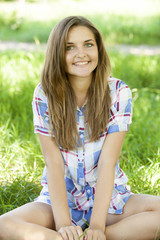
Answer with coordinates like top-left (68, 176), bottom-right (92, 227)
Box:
top-left (32, 77), bottom-right (133, 226)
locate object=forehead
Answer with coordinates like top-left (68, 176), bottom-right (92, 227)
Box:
top-left (66, 25), bottom-right (96, 42)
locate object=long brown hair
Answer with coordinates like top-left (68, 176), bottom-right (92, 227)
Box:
top-left (41, 16), bottom-right (111, 150)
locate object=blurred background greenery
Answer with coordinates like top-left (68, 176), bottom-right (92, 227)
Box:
top-left (0, 0), bottom-right (160, 44)
top-left (0, 0), bottom-right (160, 214)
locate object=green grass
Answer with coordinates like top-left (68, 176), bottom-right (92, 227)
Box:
top-left (109, 52), bottom-right (160, 89)
top-left (0, 50), bottom-right (160, 216)
top-left (0, 12), bottom-right (160, 45)
top-left (0, 51), bottom-right (44, 214)
top-left (90, 14), bottom-right (160, 45)
top-left (121, 89), bottom-right (160, 195)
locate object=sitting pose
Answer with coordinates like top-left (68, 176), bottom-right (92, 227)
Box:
top-left (0, 16), bottom-right (160, 240)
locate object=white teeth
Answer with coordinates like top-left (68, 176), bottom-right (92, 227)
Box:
top-left (74, 61), bottom-right (88, 65)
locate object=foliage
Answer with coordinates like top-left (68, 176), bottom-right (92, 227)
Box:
top-left (0, 51), bottom-right (159, 214)
top-left (0, 11), bottom-right (23, 30)
top-left (0, 12), bottom-right (159, 45)
top-left (90, 14), bottom-right (160, 45)
top-left (110, 52), bottom-right (160, 89)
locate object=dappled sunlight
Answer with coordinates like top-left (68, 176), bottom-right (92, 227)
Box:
top-left (0, 51), bottom-right (42, 94)
top-left (137, 151), bottom-right (160, 189)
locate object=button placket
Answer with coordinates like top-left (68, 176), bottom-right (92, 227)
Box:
top-left (85, 184), bottom-right (93, 199)
top-left (77, 109), bottom-right (85, 186)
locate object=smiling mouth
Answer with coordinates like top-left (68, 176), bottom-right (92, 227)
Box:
top-left (74, 61), bottom-right (89, 66)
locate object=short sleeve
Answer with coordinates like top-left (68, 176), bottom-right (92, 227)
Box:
top-left (32, 83), bottom-right (54, 137)
top-left (107, 78), bottom-right (132, 134)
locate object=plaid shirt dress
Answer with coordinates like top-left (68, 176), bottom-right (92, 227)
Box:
top-left (32, 77), bottom-right (133, 229)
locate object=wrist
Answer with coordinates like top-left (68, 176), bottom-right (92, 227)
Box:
top-left (89, 222), bottom-right (105, 233)
top-left (56, 220), bottom-right (72, 231)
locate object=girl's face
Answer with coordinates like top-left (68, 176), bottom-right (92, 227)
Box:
top-left (65, 26), bottom-right (98, 82)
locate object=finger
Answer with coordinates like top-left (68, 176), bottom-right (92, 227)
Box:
top-left (83, 229), bottom-right (89, 240)
top-left (66, 228), bottom-right (74, 240)
top-left (70, 226), bottom-right (79, 239)
top-left (86, 229), bottom-right (93, 240)
top-left (83, 235), bottom-right (87, 240)
top-left (59, 229), bottom-right (68, 240)
top-left (92, 233), bottom-right (98, 240)
top-left (76, 226), bottom-right (84, 237)
top-left (79, 231), bottom-right (85, 240)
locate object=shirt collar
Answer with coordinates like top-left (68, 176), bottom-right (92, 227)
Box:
top-left (77, 100), bottom-right (87, 112)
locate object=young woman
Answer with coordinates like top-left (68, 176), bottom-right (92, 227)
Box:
top-left (0, 16), bottom-right (160, 240)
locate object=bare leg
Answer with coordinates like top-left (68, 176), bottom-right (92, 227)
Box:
top-left (0, 202), bottom-right (63, 240)
top-left (105, 194), bottom-right (160, 240)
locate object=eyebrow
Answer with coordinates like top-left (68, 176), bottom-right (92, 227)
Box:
top-left (66, 39), bottom-right (95, 44)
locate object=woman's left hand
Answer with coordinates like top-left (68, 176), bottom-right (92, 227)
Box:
top-left (84, 228), bottom-right (106, 240)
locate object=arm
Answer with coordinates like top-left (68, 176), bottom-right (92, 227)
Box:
top-left (87, 131), bottom-right (127, 236)
top-left (32, 85), bottom-right (84, 238)
top-left (37, 134), bottom-right (71, 230)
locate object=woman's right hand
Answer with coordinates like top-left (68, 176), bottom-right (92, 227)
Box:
top-left (58, 226), bottom-right (84, 240)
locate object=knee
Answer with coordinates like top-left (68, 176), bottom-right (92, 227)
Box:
top-left (156, 212), bottom-right (160, 238)
top-left (148, 196), bottom-right (160, 212)
top-left (158, 198), bottom-right (160, 209)
top-left (157, 210), bottom-right (160, 221)
top-left (155, 210), bottom-right (160, 234)
top-left (0, 215), bottom-right (12, 239)
top-left (154, 197), bottom-right (160, 211)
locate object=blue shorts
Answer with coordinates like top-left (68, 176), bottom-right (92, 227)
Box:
top-left (34, 193), bottom-right (132, 230)
top-left (70, 208), bottom-right (92, 230)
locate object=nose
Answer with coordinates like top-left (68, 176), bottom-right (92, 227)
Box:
top-left (76, 46), bottom-right (86, 58)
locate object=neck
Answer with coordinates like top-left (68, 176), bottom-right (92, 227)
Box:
top-left (69, 76), bottom-right (92, 108)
